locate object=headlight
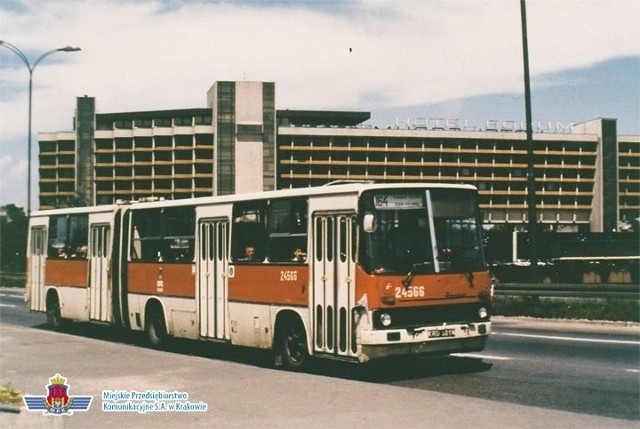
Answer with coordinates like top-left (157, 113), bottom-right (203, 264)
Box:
top-left (380, 313), bottom-right (392, 327)
top-left (478, 306), bottom-right (488, 319)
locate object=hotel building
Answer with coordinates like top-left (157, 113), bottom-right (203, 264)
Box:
top-left (38, 81), bottom-right (639, 233)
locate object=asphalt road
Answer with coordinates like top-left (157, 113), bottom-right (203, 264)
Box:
top-left (1, 288), bottom-right (638, 428)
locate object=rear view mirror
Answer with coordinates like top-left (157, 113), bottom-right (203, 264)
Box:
top-left (363, 214), bottom-right (375, 233)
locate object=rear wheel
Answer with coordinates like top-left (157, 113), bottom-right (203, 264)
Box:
top-left (145, 308), bottom-right (167, 348)
top-left (46, 293), bottom-right (64, 330)
top-left (277, 319), bottom-right (308, 371)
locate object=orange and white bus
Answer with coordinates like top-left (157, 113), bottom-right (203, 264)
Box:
top-left (26, 183), bottom-right (492, 369)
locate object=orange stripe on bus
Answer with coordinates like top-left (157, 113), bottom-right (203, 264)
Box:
top-left (45, 259), bottom-right (88, 288)
top-left (229, 264), bottom-right (309, 306)
top-left (127, 262), bottom-right (196, 298)
top-left (355, 267), bottom-right (492, 308)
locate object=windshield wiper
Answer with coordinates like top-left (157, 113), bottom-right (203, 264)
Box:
top-left (402, 262), bottom-right (432, 288)
top-left (402, 270), bottom-right (415, 289)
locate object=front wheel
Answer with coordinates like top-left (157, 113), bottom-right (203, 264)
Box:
top-left (145, 309), bottom-right (167, 348)
top-left (276, 319), bottom-right (309, 371)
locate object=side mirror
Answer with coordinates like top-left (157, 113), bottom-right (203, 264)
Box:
top-left (363, 214), bottom-right (375, 233)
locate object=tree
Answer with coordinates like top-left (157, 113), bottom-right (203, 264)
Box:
top-left (0, 205), bottom-right (28, 271)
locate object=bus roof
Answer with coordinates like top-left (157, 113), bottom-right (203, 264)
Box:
top-left (29, 204), bottom-right (118, 219)
top-left (30, 182), bottom-right (477, 214)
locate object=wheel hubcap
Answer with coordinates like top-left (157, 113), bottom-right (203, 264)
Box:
top-left (286, 330), bottom-right (304, 362)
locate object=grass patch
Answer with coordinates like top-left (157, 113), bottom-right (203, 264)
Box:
top-left (0, 383), bottom-right (23, 406)
top-left (494, 296), bottom-right (640, 322)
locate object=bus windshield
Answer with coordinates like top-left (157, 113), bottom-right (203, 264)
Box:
top-left (359, 188), bottom-right (485, 275)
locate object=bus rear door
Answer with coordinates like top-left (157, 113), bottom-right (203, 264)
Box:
top-left (89, 217), bottom-right (112, 322)
top-left (27, 221), bottom-right (48, 312)
top-left (197, 217), bottom-right (230, 340)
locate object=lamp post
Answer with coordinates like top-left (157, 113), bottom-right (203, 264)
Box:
top-left (0, 41), bottom-right (81, 216)
top-left (519, 1), bottom-right (537, 282)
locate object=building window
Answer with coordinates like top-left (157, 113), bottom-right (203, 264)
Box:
top-left (237, 124), bottom-right (263, 134)
top-left (194, 116), bottom-right (212, 125)
top-left (115, 120), bottom-right (132, 129)
top-left (135, 119), bottom-right (152, 128)
top-left (154, 118), bottom-right (172, 127)
top-left (174, 117), bottom-right (193, 126)
top-left (96, 120), bottom-right (113, 130)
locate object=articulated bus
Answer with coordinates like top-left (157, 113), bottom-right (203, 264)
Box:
top-left (26, 183), bottom-right (492, 369)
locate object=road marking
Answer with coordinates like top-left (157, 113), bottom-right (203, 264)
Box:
top-left (0, 303), bottom-right (17, 308)
top-left (0, 293), bottom-right (22, 297)
top-left (451, 353), bottom-right (512, 361)
top-left (625, 369), bottom-right (639, 374)
top-left (493, 332), bottom-right (640, 346)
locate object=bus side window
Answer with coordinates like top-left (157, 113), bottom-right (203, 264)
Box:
top-left (267, 198), bottom-right (308, 263)
top-left (130, 209), bottom-right (163, 261)
top-left (131, 224), bottom-right (142, 260)
top-left (231, 201), bottom-right (267, 263)
top-left (48, 214), bottom-right (88, 259)
top-left (163, 207), bottom-right (195, 262)
top-left (68, 215), bottom-right (88, 259)
top-left (48, 216), bottom-right (68, 258)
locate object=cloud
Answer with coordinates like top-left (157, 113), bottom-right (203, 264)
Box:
top-left (2, 1), bottom-right (638, 111)
top-left (0, 154), bottom-right (26, 177)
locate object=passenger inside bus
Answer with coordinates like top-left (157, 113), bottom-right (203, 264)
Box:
top-left (71, 245), bottom-right (88, 259)
top-left (291, 247), bottom-right (306, 262)
top-left (239, 245), bottom-right (258, 262)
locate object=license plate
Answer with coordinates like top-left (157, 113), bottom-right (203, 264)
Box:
top-left (428, 328), bottom-right (455, 338)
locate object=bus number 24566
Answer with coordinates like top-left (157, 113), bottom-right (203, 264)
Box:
top-left (280, 270), bottom-right (298, 281)
top-left (395, 285), bottom-right (425, 299)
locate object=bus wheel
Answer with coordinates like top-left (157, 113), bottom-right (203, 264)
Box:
top-left (277, 319), bottom-right (308, 371)
top-left (145, 309), bottom-right (167, 348)
top-left (46, 293), bottom-right (64, 330)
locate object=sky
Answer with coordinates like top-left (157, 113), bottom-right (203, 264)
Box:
top-left (1, 0), bottom-right (639, 209)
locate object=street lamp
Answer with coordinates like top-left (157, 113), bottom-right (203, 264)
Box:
top-left (519, 1), bottom-right (537, 282)
top-left (0, 41), bottom-right (81, 216)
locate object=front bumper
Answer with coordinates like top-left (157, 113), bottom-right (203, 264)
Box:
top-left (358, 321), bottom-right (491, 362)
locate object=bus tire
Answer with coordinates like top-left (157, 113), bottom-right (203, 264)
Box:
top-left (46, 292), bottom-right (64, 330)
top-left (145, 307), bottom-right (167, 348)
top-left (276, 318), bottom-right (308, 371)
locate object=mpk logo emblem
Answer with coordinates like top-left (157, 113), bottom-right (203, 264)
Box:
top-left (23, 374), bottom-right (92, 415)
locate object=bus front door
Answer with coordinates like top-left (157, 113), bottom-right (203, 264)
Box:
top-left (27, 226), bottom-right (47, 312)
top-left (89, 224), bottom-right (111, 322)
top-left (312, 214), bottom-right (357, 358)
top-left (198, 220), bottom-right (229, 340)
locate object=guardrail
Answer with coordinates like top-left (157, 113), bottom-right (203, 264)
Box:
top-left (494, 283), bottom-right (639, 300)
top-left (0, 271), bottom-right (25, 288)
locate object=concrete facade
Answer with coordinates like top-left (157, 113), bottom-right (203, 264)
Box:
top-left (37, 81), bottom-right (640, 232)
